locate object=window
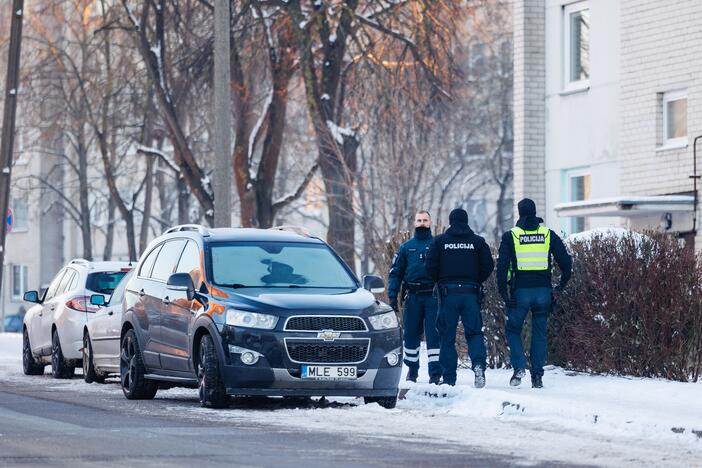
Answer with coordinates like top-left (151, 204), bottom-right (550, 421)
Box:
top-left (43, 269), bottom-right (66, 302)
top-left (10, 196), bottom-right (28, 231)
top-left (56, 269), bottom-right (77, 296)
top-left (11, 265), bottom-right (28, 301)
top-left (662, 90), bottom-right (687, 147)
top-left (151, 240), bottom-right (187, 282)
top-left (569, 173), bottom-right (591, 233)
top-left (86, 271), bottom-right (128, 295)
top-left (563, 2), bottom-right (590, 90)
top-left (109, 270), bottom-right (133, 304)
top-left (139, 244), bottom-right (163, 278)
top-left (176, 241), bottom-right (202, 285)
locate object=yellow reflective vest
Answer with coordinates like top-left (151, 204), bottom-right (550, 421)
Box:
top-left (510, 226), bottom-right (551, 275)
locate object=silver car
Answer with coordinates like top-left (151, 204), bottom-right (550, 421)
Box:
top-left (82, 270), bottom-right (134, 383)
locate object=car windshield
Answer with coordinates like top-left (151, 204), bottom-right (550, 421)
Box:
top-left (209, 242), bottom-right (357, 289)
top-left (86, 271), bottom-right (128, 295)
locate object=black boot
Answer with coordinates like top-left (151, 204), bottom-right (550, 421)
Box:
top-left (510, 368), bottom-right (525, 387)
top-left (429, 374), bottom-right (441, 385)
top-left (473, 365), bottom-right (485, 388)
top-left (406, 369), bottom-right (418, 383)
top-left (531, 374), bottom-right (543, 388)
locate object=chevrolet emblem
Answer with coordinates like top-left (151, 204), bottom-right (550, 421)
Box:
top-left (317, 330), bottom-right (341, 341)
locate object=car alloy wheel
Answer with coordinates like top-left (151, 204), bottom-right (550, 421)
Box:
top-left (23, 329), bottom-right (44, 375)
top-left (119, 329), bottom-right (157, 399)
top-left (83, 333), bottom-right (104, 384)
top-left (51, 331), bottom-right (74, 379)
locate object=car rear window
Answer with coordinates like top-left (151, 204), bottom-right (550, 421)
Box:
top-left (86, 271), bottom-right (128, 295)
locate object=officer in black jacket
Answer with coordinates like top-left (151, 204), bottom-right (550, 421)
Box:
top-left (496, 198), bottom-right (572, 388)
top-left (387, 211), bottom-right (441, 383)
top-left (425, 208), bottom-right (495, 388)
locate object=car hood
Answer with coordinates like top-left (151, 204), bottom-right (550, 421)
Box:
top-left (218, 287), bottom-right (379, 313)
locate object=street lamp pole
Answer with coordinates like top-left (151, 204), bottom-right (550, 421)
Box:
top-left (0, 0), bottom-right (25, 332)
top-left (213, 0), bottom-right (232, 227)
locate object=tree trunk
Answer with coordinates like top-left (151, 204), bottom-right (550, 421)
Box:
top-left (103, 196), bottom-right (115, 260)
top-left (140, 156), bottom-right (154, 255)
top-left (178, 176), bottom-right (189, 224)
top-left (156, 160), bottom-right (171, 231)
top-left (77, 142), bottom-right (93, 260)
top-left (256, 81), bottom-right (291, 228)
top-left (318, 139), bottom-right (358, 270)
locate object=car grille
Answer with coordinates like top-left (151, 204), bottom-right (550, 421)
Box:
top-left (286, 342), bottom-right (369, 364)
top-left (285, 315), bottom-right (367, 332)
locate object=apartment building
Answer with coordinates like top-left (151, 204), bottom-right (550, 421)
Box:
top-left (514, 0), bottom-right (701, 250)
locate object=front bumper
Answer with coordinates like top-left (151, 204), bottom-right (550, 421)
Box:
top-left (219, 325), bottom-right (402, 397)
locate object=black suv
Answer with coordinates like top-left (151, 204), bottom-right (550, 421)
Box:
top-left (119, 225), bottom-right (402, 408)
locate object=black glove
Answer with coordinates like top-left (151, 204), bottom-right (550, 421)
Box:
top-left (389, 297), bottom-right (399, 312)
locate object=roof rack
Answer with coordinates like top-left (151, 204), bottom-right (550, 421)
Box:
top-left (164, 224), bottom-right (211, 237)
top-left (270, 225), bottom-right (312, 237)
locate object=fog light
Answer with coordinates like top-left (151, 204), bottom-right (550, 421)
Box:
top-left (228, 344), bottom-right (261, 366)
top-left (385, 351), bottom-right (400, 366)
top-left (240, 351), bottom-right (258, 365)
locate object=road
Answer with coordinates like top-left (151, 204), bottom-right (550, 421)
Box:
top-left (0, 373), bottom-right (537, 468)
top-left (2, 333), bottom-right (697, 468)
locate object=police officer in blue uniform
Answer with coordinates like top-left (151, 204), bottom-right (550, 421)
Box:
top-left (496, 198), bottom-right (572, 388)
top-left (388, 211), bottom-right (442, 383)
top-left (425, 208), bottom-right (494, 388)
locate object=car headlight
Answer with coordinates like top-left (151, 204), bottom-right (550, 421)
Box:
top-left (226, 309), bottom-right (278, 330)
top-left (369, 311), bottom-right (399, 330)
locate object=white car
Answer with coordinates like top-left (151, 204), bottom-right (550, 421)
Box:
top-left (22, 259), bottom-right (132, 378)
top-left (82, 270), bottom-right (134, 383)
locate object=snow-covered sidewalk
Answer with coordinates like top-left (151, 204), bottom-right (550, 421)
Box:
top-left (1, 333), bottom-right (700, 466)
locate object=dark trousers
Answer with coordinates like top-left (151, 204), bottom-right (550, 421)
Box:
top-left (505, 287), bottom-right (552, 377)
top-left (402, 293), bottom-right (442, 377)
top-left (437, 293), bottom-right (486, 384)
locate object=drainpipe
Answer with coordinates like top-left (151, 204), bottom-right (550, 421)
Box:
top-left (692, 135), bottom-right (702, 235)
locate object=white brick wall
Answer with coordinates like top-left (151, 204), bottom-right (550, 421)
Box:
top-left (513, 0), bottom-right (546, 217)
top-left (619, 0), bottom-right (702, 249)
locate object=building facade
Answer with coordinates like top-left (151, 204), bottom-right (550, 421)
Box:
top-left (514, 0), bottom-right (701, 250)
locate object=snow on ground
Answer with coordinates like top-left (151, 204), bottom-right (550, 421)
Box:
top-left (1, 333), bottom-right (700, 466)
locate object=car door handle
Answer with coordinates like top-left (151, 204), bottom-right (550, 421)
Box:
top-left (138, 289), bottom-right (146, 298)
top-left (162, 296), bottom-right (170, 305)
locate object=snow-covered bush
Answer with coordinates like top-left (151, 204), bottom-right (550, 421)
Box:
top-left (552, 231), bottom-right (702, 382)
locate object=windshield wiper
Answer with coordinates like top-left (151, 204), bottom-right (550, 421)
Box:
top-left (220, 283), bottom-right (251, 289)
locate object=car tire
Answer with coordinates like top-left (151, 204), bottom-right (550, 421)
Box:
top-left (197, 334), bottom-right (228, 409)
top-left (22, 329), bottom-right (44, 375)
top-left (364, 396), bottom-right (397, 409)
top-left (83, 333), bottom-right (105, 384)
top-left (120, 329), bottom-right (157, 399)
top-left (51, 330), bottom-right (75, 379)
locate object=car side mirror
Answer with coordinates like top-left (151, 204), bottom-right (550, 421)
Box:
top-left (362, 275), bottom-right (385, 294)
top-left (23, 291), bottom-right (40, 304)
top-left (167, 273), bottom-right (195, 301)
top-left (90, 294), bottom-right (106, 307)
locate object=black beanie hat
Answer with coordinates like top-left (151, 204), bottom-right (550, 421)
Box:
top-left (449, 208), bottom-right (468, 226)
top-left (518, 198), bottom-right (537, 217)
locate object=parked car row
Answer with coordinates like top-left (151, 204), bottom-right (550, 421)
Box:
top-left (22, 225), bottom-right (402, 409)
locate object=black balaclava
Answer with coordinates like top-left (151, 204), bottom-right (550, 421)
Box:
top-left (414, 226), bottom-right (431, 239)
